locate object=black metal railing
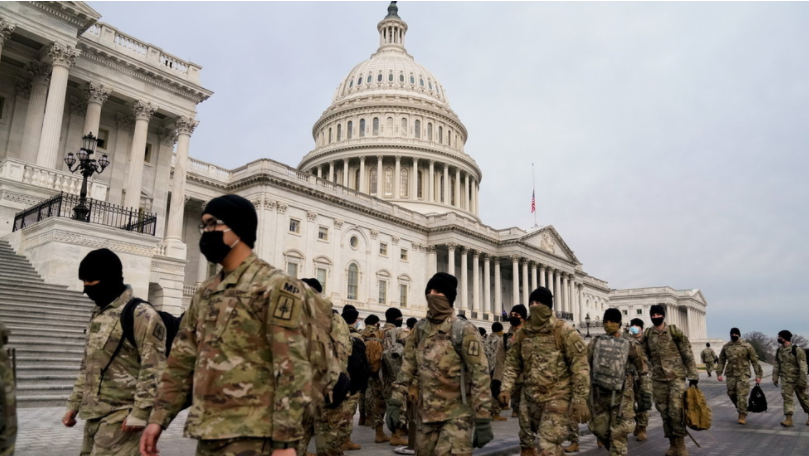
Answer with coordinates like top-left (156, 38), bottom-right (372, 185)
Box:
top-left (12, 192), bottom-right (157, 235)
top-left (556, 311), bottom-right (574, 321)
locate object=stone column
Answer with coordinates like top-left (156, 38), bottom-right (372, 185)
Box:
top-left (123, 100), bottom-right (156, 209)
top-left (447, 243), bottom-right (456, 276)
top-left (82, 82), bottom-right (111, 137)
top-left (317, 165), bottom-right (322, 178)
top-left (473, 180), bottom-right (479, 214)
top-left (686, 306), bottom-right (693, 339)
top-left (20, 62), bottom-right (51, 163)
top-left (107, 113), bottom-right (133, 205)
top-left (511, 255), bottom-right (520, 305)
top-left (577, 283), bottom-right (584, 325)
top-left (394, 155), bottom-right (401, 198)
top-left (521, 259), bottom-right (529, 304)
top-left (494, 258), bottom-right (502, 316)
top-left (539, 265), bottom-right (546, 287)
top-left (472, 251), bottom-right (480, 315)
top-left (165, 117), bottom-right (198, 258)
top-left (427, 246), bottom-right (437, 278)
top-left (554, 270), bottom-right (561, 307)
top-left (0, 19), bottom-right (15, 61)
top-left (562, 274), bottom-right (569, 313)
top-left (460, 247), bottom-right (468, 312)
top-left (483, 254), bottom-right (491, 316)
top-left (530, 263), bottom-right (538, 290)
top-left (454, 168), bottom-right (461, 207)
top-left (443, 164), bottom-right (449, 203)
top-left (428, 160), bottom-right (435, 202)
top-left (359, 156), bottom-right (366, 192)
top-left (342, 158), bottom-right (349, 186)
top-left (328, 161), bottom-right (334, 181)
top-left (464, 173), bottom-right (471, 210)
top-left (37, 43), bottom-right (80, 169)
top-left (377, 155), bottom-right (383, 194)
top-left (411, 158), bottom-right (418, 200)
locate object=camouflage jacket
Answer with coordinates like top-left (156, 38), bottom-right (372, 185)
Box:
top-left (149, 254), bottom-right (314, 444)
top-left (485, 332), bottom-right (506, 382)
top-left (0, 322), bottom-right (16, 456)
top-left (642, 324), bottom-right (698, 382)
top-left (67, 287), bottom-right (167, 424)
top-left (588, 334), bottom-right (647, 412)
top-left (502, 316), bottom-right (590, 404)
top-left (717, 339), bottom-right (763, 379)
top-left (391, 316), bottom-right (492, 423)
top-left (701, 348), bottom-right (717, 364)
top-left (773, 345), bottom-right (808, 384)
top-left (590, 334), bottom-right (647, 390)
top-left (331, 310), bottom-right (351, 373)
top-left (623, 333), bottom-right (652, 395)
top-left (506, 325), bottom-right (524, 384)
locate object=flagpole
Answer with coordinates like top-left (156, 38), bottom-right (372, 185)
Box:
top-left (532, 163), bottom-right (538, 228)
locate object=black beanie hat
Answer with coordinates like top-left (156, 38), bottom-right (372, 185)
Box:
top-left (365, 314), bottom-right (380, 326)
top-left (341, 305), bottom-right (359, 325)
top-left (630, 318), bottom-right (644, 329)
top-left (510, 304), bottom-right (528, 320)
top-left (730, 327), bottom-right (741, 336)
top-left (406, 317), bottom-right (417, 329)
top-left (706, 343), bottom-right (711, 347)
top-left (79, 248), bottom-right (123, 282)
top-left (492, 322), bottom-right (503, 333)
top-left (301, 278), bottom-right (323, 293)
top-left (529, 287), bottom-right (554, 308)
top-left (604, 308), bottom-right (622, 324)
top-left (650, 304), bottom-right (665, 317)
top-left (385, 307), bottom-right (403, 323)
top-left (425, 272), bottom-right (458, 305)
top-left (478, 327), bottom-right (487, 337)
top-left (778, 330), bottom-right (793, 342)
top-left (203, 194), bottom-right (258, 248)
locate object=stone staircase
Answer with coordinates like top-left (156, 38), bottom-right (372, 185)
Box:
top-left (0, 240), bottom-right (94, 407)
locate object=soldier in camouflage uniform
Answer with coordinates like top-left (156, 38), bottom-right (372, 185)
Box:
top-left (358, 314), bottom-right (381, 428)
top-left (500, 288), bottom-right (590, 456)
top-left (361, 314), bottom-right (390, 443)
top-left (388, 272), bottom-right (494, 456)
top-left (588, 309), bottom-right (648, 456)
top-left (626, 318), bottom-right (652, 442)
top-left (641, 304), bottom-right (698, 456)
top-left (0, 321), bottom-right (16, 456)
top-left (485, 322), bottom-right (507, 422)
top-left (383, 307), bottom-right (410, 446)
top-left (773, 330), bottom-right (809, 427)
top-left (507, 305), bottom-right (527, 419)
top-left (701, 343), bottom-right (718, 377)
top-left (141, 195), bottom-right (324, 456)
top-left (339, 305), bottom-right (364, 451)
top-left (63, 249), bottom-right (167, 456)
top-left (717, 327), bottom-right (763, 425)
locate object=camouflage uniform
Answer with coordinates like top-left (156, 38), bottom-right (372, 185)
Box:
top-left (0, 322), bottom-right (16, 456)
top-left (626, 333), bottom-right (651, 430)
top-left (502, 315), bottom-right (590, 456)
top-left (391, 316), bottom-right (492, 456)
top-left (149, 254), bottom-right (316, 453)
top-left (588, 335), bottom-right (647, 456)
top-left (361, 325), bottom-right (386, 431)
top-left (701, 348), bottom-right (718, 376)
top-left (66, 286), bottom-right (167, 456)
top-left (485, 332), bottom-right (506, 419)
top-left (717, 338), bottom-right (763, 415)
top-left (773, 346), bottom-right (809, 417)
top-left (337, 326), bottom-right (366, 446)
top-left (641, 324), bottom-right (698, 439)
top-left (506, 325), bottom-right (529, 448)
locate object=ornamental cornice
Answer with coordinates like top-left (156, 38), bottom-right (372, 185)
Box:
top-left (25, 229), bottom-right (155, 256)
top-left (306, 210), bottom-right (317, 222)
top-left (334, 219), bottom-right (344, 230)
top-left (151, 259), bottom-right (185, 274)
top-left (392, 236), bottom-right (400, 245)
top-left (313, 102), bottom-right (467, 139)
top-left (0, 190), bottom-right (42, 207)
top-left (370, 229), bottom-right (379, 239)
top-left (30, 2), bottom-right (100, 30)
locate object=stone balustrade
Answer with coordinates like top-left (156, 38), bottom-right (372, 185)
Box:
top-left (0, 158), bottom-right (108, 200)
top-left (183, 285), bottom-right (198, 297)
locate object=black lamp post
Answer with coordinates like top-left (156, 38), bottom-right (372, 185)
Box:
top-left (585, 315), bottom-right (591, 338)
top-left (64, 133), bottom-right (110, 221)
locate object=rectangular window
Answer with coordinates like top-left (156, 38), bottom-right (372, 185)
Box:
top-left (144, 143), bottom-right (152, 163)
top-left (380, 243), bottom-right (388, 256)
top-left (318, 226), bottom-right (329, 241)
top-left (316, 268), bottom-right (328, 293)
top-left (622, 309), bottom-right (628, 316)
top-left (636, 309), bottom-right (643, 315)
top-left (400, 248), bottom-right (408, 261)
top-left (289, 218), bottom-right (300, 233)
top-left (97, 128), bottom-right (109, 149)
top-left (400, 284), bottom-right (408, 307)
top-left (287, 262), bottom-right (298, 278)
top-left (378, 280), bottom-right (387, 304)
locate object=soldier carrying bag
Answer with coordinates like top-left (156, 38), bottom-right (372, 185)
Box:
top-left (382, 327), bottom-right (405, 380)
top-left (747, 384), bottom-right (768, 413)
top-left (683, 385), bottom-right (712, 430)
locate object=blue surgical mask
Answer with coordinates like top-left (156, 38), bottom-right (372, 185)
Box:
top-left (629, 326), bottom-right (640, 336)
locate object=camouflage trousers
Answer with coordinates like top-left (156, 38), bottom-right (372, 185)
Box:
top-left (566, 421), bottom-right (579, 443)
top-left (514, 387), bottom-right (533, 449)
top-left (359, 390), bottom-right (367, 419)
top-left (521, 396), bottom-right (572, 456)
top-left (296, 403), bottom-right (344, 456)
top-left (634, 410), bottom-right (649, 427)
top-left (81, 409), bottom-right (141, 456)
top-left (511, 381), bottom-right (523, 411)
top-left (490, 394), bottom-right (502, 419)
top-left (704, 362), bottom-right (715, 376)
top-left (781, 382), bottom-right (809, 416)
top-left (365, 376), bottom-right (386, 429)
top-left (652, 379), bottom-right (686, 438)
top-left (589, 388), bottom-right (636, 456)
top-left (725, 376), bottom-right (751, 415)
top-left (416, 415), bottom-right (473, 456)
top-left (196, 438), bottom-right (272, 456)
top-left (338, 392), bottom-right (361, 445)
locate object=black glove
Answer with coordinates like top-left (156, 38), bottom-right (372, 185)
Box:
top-left (638, 390), bottom-right (653, 412)
top-left (473, 418), bottom-right (493, 448)
top-left (385, 399), bottom-right (403, 433)
top-left (324, 373), bottom-right (351, 409)
top-left (491, 380), bottom-right (501, 399)
top-left (689, 379), bottom-right (699, 387)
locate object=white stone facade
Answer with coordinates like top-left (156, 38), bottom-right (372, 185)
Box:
top-left (0, 2), bottom-right (710, 337)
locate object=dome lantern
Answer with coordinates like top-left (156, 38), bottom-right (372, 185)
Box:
top-left (377, 2), bottom-right (408, 53)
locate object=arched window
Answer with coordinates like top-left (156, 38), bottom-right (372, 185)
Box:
top-left (349, 79), bottom-right (353, 88)
top-left (400, 168), bottom-right (409, 198)
top-left (370, 167), bottom-right (378, 194)
top-left (386, 117), bottom-right (393, 136)
top-left (414, 120), bottom-right (421, 139)
top-left (417, 170), bottom-right (423, 199)
top-left (372, 118), bottom-right (379, 136)
top-left (438, 126), bottom-right (443, 143)
top-left (328, 127), bottom-right (332, 144)
top-left (427, 123), bottom-right (433, 141)
top-left (399, 73), bottom-right (404, 83)
top-left (367, 75), bottom-right (372, 84)
top-left (388, 72), bottom-right (393, 82)
top-left (347, 264), bottom-right (359, 299)
top-left (359, 119), bottom-right (366, 137)
top-left (410, 74), bottom-right (415, 84)
top-left (384, 167), bottom-right (393, 196)
top-left (448, 128), bottom-right (452, 147)
top-left (428, 81), bottom-right (433, 90)
top-left (440, 175), bottom-right (445, 203)
top-left (419, 77), bottom-right (424, 87)
top-left (400, 118), bottom-right (408, 136)
top-left (358, 76), bottom-right (362, 86)
top-left (354, 169), bottom-right (360, 190)
top-left (377, 73), bottom-right (383, 82)
top-left (347, 121), bottom-right (353, 139)
top-left (337, 124), bottom-right (342, 141)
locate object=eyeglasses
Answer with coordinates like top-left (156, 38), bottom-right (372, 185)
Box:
top-left (198, 219), bottom-right (226, 233)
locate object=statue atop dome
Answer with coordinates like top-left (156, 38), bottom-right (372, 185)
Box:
top-left (386, 1), bottom-right (399, 18)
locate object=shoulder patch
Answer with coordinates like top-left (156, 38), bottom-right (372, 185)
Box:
top-left (153, 322), bottom-right (165, 342)
top-left (574, 340), bottom-right (586, 353)
top-left (269, 283), bottom-right (302, 328)
top-left (468, 340), bottom-right (481, 357)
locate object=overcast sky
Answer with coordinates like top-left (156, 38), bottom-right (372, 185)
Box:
top-left (88, 2), bottom-right (809, 340)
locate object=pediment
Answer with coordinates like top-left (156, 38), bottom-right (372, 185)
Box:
top-left (519, 225), bottom-right (579, 264)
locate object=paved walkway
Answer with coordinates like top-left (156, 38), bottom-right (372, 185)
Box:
top-left (15, 366), bottom-right (809, 456)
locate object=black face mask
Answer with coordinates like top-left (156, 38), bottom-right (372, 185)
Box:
top-left (390, 318), bottom-right (403, 328)
top-left (509, 316), bottom-right (522, 327)
top-left (777, 338), bottom-right (785, 345)
top-left (199, 230), bottom-right (236, 264)
top-left (84, 281), bottom-right (125, 308)
top-left (651, 317), bottom-right (665, 327)
top-left (730, 335), bottom-right (740, 342)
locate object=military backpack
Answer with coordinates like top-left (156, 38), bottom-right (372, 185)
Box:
top-left (364, 327), bottom-right (385, 375)
top-left (684, 385), bottom-right (712, 430)
top-left (782, 345), bottom-right (809, 375)
top-left (747, 384), bottom-right (768, 413)
top-left (591, 334), bottom-right (631, 392)
top-left (346, 334), bottom-right (370, 394)
top-left (382, 327), bottom-right (405, 380)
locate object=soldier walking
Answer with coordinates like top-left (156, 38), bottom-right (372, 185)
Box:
top-left (140, 195), bottom-right (326, 456)
top-left (500, 288), bottom-right (590, 456)
top-left (382, 308), bottom-right (410, 446)
top-left (358, 314), bottom-right (381, 427)
top-left (485, 322), bottom-right (507, 422)
top-left (339, 305), bottom-right (366, 451)
top-left (0, 321), bottom-right (16, 456)
top-left (63, 249), bottom-right (167, 456)
top-left (627, 318), bottom-right (652, 442)
top-left (772, 330), bottom-right (809, 427)
top-left (506, 305), bottom-right (527, 419)
top-left (587, 309), bottom-right (648, 456)
top-left (701, 343), bottom-right (718, 377)
top-left (387, 272), bottom-right (494, 456)
top-left (641, 304), bottom-right (698, 456)
top-left (717, 327), bottom-right (763, 425)
top-left (361, 314), bottom-right (390, 443)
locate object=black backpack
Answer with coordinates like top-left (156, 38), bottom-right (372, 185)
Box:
top-left (346, 335), bottom-right (370, 394)
top-left (748, 384), bottom-right (768, 413)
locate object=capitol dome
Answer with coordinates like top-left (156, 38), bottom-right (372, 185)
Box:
top-left (299, 2), bottom-right (482, 219)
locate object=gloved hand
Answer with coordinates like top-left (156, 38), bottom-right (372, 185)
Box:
top-left (324, 373), bottom-right (351, 409)
top-left (385, 399), bottom-right (403, 433)
top-left (491, 380), bottom-right (501, 399)
top-left (689, 379), bottom-right (699, 387)
top-left (638, 390), bottom-right (653, 412)
top-left (773, 379), bottom-right (779, 387)
top-left (497, 391), bottom-right (511, 407)
top-left (797, 381), bottom-right (807, 391)
top-left (570, 400), bottom-right (590, 424)
top-left (473, 418), bottom-right (493, 448)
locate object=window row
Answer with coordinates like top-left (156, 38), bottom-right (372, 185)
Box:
top-left (320, 116), bottom-right (460, 149)
top-left (287, 222), bottom-right (409, 260)
top-left (345, 71), bottom-right (442, 97)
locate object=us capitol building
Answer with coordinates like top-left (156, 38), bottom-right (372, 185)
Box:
top-left (0, 2), bottom-right (710, 351)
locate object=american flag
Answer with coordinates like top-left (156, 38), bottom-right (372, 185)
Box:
top-left (531, 189), bottom-right (536, 213)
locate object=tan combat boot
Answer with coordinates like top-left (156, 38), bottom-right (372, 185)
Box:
top-left (635, 426), bottom-right (647, 441)
top-left (342, 441), bottom-right (361, 451)
top-left (512, 410), bottom-right (519, 418)
top-left (597, 439), bottom-right (604, 448)
top-left (738, 413), bottom-right (747, 425)
top-left (492, 414), bottom-right (508, 422)
top-left (665, 437), bottom-right (677, 456)
top-left (563, 442), bottom-right (579, 453)
top-left (676, 436), bottom-right (689, 456)
top-left (374, 425), bottom-right (390, 443)
top-left (781, 415), bottom-right (794, 427)
top-left (390, 429), bottom-right (408, 446)
top-left (519, 448), bottom-right (536, 456)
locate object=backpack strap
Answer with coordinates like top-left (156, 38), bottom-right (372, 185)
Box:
top-left (450, 318), bottom-right (471, 405)
top-left (98, 298), bottom-right (146, 394)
